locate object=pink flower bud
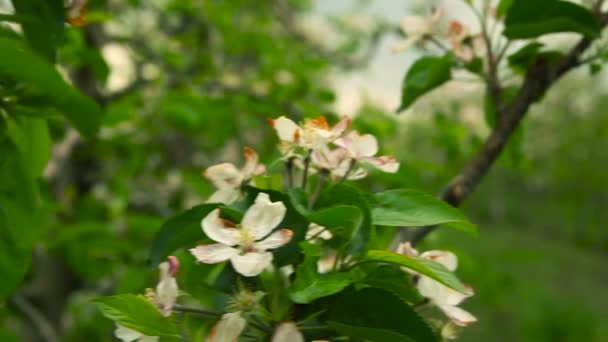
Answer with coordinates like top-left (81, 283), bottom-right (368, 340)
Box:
top-left (167, 256), bottom-right (180, 277)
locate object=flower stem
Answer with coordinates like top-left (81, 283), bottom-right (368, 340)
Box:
top-left (173, 305), bottom-right (222, 319)
top-left (339, 159), bottom-right (356, 183)
top-left (298, 325), bottom-right (330, 331)
top-left (286, 157), bottom-right (295, 188)
top-left (301, 150), bottom-right (312, 189)
top-left (308, 169), bottom-right (328, 209)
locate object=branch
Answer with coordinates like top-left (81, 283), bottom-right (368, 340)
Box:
top-left (10, 294), bottom-right (60, 342)
top-left (400, 13), bottom-right (608, 247)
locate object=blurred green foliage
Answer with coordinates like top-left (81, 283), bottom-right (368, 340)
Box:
top-left (1, 0), bottom-right (607, 340)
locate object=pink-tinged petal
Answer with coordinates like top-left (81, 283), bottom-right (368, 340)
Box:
top-left (255, 229), bottom-right (293, 250)
top-left (439, 305), bottom-right (477, 326)
top-left (420, 250), bottom-right (458, 271)
top-left (364, 155), bottom-right (400, 173)
top-left (204, 163), bottom-right (243, 190)
top-left (330, 116), bottom-right (351, 137)
top-left (351, 132), bottom-right (378, 157)
top-left (269, 116), bottom-right (302, 143)
top-left (208, 311), bottom-right (247, 342)
top-left (190, 244), bottom-right (239, 264)
top-left (241, 146), bottom-right (266, 178)
top-left (399, 15), bottom-right (430, 36)
top-left (156, 277), bottom-right (178, 317)
top-left (230, 251), bottom-right (273, 277)
top-left (271, 322), bottom-right (304, 342)
top-left (167, 256), bottom-right (180, 277)
top-left (306, 223), bottom-right (332, 241)
top-left (345, 167), bottom-right (368, 180)
top-left (206, 189), bottom-right (241, 205)
top-left (241, 193), bottom-right (286, 240)
top-left (201, 209), bottom-right (241, 246)
top-left (396, 242), bottom-right (419, 257)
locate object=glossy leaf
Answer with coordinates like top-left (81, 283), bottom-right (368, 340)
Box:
top-left (362, 250), bottom-right (468, 293)
top-left (328, 288), bottom-right (438, 342)
top-left (93, 294), bottom-right (179, 337)
top-left (12, 0), bottom-right (64, 62)
top-left (149, 204), bottom-right (217, 265)
top-left (289, 242), bottom-right (352, 303)
top-left (372, 189), bottom-right (477, 236)
top-left (316, 184), bottom-right (373, 256)
top-left (504, 0), bottom-right (601, 39)
top-left (398, 56), bottom-right (452, 112)
top-left (357, 265), bottom-right (423, 304)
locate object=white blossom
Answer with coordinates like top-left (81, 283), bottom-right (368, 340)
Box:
top-left (190, 193), bottom-right (293, 277)
top-left (204, 146), bottom-right (266, 204)
top-left (271, 322), bottom-right (304, 342)
top-left (207, 311), bottom-right (247, 342)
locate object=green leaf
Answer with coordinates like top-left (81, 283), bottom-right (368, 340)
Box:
top-left (357, 266), bottom-right (423, 304)
top-left (149, 204), bottom-right (218, 265)
top-left (0, 37), bottom-right (102, 138)
top-left (507, 42), bottom-right (564, 74)
top-left (362, 250), bottom-right (468, 293)
top-left (372, 189), bottom-right (477, 236)
top-left (306, 205), bottom-right (362, 245)
top-left (328, 288), bottom-right (438, 342)
top-left (289, 242), bottom-right (352, 303)
top-left (398, 56), bottom-right (452, 112)
top-left (253, 174), bottom-right (282, 191)
top-left (92, 294), bottom-right (179, 337)
top-left (504, 0), bottom-right (601, 39)
top-left (6, 116), bottom-right (50, 178)
top-left (12, 0), bottom-right (64, 62)
top-left (316, 184), bottom-right (373, 256)
top-left (496, 0), bottom-right (514, 17)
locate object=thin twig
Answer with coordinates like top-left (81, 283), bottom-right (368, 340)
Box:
top-left (308, 170), bottom-right (328, 209)
top-left (301, 150), bottom-right (312, 189)
top-left (10, 294), bottom-right (60, 342)
top-left (286, 157), bottom-right (295, 189)
top-left (338, 159), bottom-right (356, 183)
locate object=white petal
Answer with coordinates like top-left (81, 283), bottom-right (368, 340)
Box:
top-left (391, 36), bottom-right (419, 53)
top-left (241, 146), bottom-right (266, 178)
top-left (230, 251), bottom-right (273, 277)
top-left (190, 244), bottom-right (239, 264)
top-left (270, 116), bottom-right (302, 143)
top-left (330, 116), bottom-right (351, 137)
top-left (351, 133), bottom-right (378, 157)
top-left (114, 325), bottom-right (159, 341)
top-left (241, 193), bottom-right (286, 240)
top-left (420, 250), bottom-right (458, 271)
top-left (204, 163), bottom-right (243, 190)
top-left (364, 155), bottom-right (400, 173)
top-left (208, 312), bottom-right (247, 342)
top-left (417, 276), bottom-right (447, 303)
top-left (306, 223), bottom-right (332, 240)
top-left (396, 242), bottom-right (419, 257)
top-left (400, 15), bottom-right (430, 36)
top-left (206, 189), bottom-right (242, 205)
top-left (255, 229), bottom-right (293, 250)
top-left (271, 322), bottom-right (304, 342)
top-left (201, 209), bottom-right (241, 246)
top-left (439, 305), bottom-right (477, 326)
top-left (156, 277), bottom-right (179, 317)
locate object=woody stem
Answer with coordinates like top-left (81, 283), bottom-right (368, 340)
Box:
top-left (301, 150), bottom-right (312, 189)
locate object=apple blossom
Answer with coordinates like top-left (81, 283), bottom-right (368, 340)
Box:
top-left (392, 7), bottom-right (443, 53)
top-left (268, 115), bottom-right (350, 158)
top-left (271, 322), bottom-right (304, 342)
top-left (154, 256), bottom-right (179, 316)
top-left (207, 311), bottom-right (247, 342)
top-left (114, 325), bottom-right (159, 342)
top-left (190, 193), bottom-right (293, 277)
top-left (399, 245), bottom-right (477, 326)
top-left (204, 146), bottom-right (266, 204)
top-left (333, 131), bottom-right (400, 178)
